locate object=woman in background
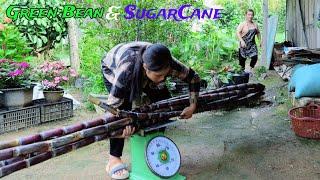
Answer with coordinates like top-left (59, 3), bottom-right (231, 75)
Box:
top-left (236, 9), bottom-right (261, 74)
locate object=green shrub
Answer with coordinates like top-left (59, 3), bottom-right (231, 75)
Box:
top-left (0, 24), bottom-right (32, 61)
top-left (8, 0), bottom-right (68, 53)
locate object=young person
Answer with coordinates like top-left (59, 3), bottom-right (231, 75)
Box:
top-left (101, 41), bottom-right (200, 179)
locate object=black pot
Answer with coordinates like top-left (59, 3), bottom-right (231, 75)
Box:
top-left (232, 72), bottom-right (250, 84)
top-left (223, 72), bottom-right (250, 86)
top-left (169, 78), bottom-right (208, 95)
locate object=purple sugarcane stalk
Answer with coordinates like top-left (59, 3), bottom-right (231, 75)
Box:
top-left (138, 87), bottom-right (264, 113)
top-left (154, 83), bottom-right (265, 104)
top-left (0, 117), bottom-right (173, 173)
top-left (0, 129), bottom-right (124, 178)
top-left (0, 118), bottom-right (132, 161)
top-left (0, 115), bottom-right (120, 150)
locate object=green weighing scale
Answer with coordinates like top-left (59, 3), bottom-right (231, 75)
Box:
top-left (129, 119), bottom-right (186, 180)
top-left (87, 96), bottom-right (185, 179)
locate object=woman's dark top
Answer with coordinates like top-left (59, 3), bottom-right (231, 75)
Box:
top-left (101, 41), bottom-right (200, 108)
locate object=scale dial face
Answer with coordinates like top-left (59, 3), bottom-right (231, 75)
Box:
top-left (145, 136), bottom-right (181, 178)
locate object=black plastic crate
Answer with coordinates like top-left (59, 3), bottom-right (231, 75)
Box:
top-left (0, 106), bottom-right (41, 134)
top-left (34, 97), bottom-right (73, 123)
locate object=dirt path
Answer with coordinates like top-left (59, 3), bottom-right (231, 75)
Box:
top-left (1, 71), bottom-right (320, 180)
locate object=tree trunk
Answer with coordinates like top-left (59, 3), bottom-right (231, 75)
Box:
top-left (262, 0), bottom-right (268, 68)
top-left (67, 18), bottom-right (80, 73)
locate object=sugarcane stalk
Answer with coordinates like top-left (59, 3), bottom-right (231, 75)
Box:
top-left (120, 89), bottom-right (262, 117)
top-left (0, 128), bottom-right (125, 178)
top-left (157, 85), bottom-right (262, 107)
top-left (0, 115), bottom-right (120, 150)
top-left (0, 116), bottom-right (174, 172)
top-left (88, 95), bottom-right (119, 115)
top-left (0, 157), bottom-right (24, 168)
top-left (0, 118), bottom-right (132, 161)
top-left (91, 85), bottom-right (265, 120)
top-left (154, 83), bottom-right (265, 104)
top-left (0, 112), bottom-right (180, 161)
top-left (89, 96), bottom-right (181, 119)
top-left (138, 87), bottom-right (264, 113)
top-left (89, 84), bottom-right (265, 119)
top-left (152, 89), bottom-right (264, 113)
top-left (143, 84), bottom-right (264, 112)
top-left (198, 91), bottom-right (265, 113)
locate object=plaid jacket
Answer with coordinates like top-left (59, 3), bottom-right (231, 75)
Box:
top-left (101, 41), bottom-right (200, 108)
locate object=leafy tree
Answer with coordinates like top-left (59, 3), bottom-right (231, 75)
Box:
top-left (4, 0), bottom-right (68, 54)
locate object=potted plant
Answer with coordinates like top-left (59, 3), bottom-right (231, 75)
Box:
top-left (35, 61), bottom-right (77, 102)
top-left (0, 59), bottom-right (35, 108)
top-left (215, 63), bottom-right (249, 87)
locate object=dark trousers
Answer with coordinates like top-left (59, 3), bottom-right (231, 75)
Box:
top-left (104, 81), bottom-right (172, 158)
top-left (239, 50), bottom-right (258, 70)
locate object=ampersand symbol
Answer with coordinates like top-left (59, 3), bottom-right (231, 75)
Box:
top-left (105, 6), bottom-right (121, 20)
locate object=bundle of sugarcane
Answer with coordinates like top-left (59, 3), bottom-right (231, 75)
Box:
top-left (0, 116), bottom-right (175, 177)
top-left (0, 115), bottom-right (120, 151)
top-left (0, 83), bottom-right (265, 177)
top-left (135, 83), bottom-right (265, 113)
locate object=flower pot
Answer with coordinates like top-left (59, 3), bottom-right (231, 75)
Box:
top-left (231, 72), bottom-right (250, 84)
top-left (222, 72), bottom-right (250, 86)
top-left (0, 92), bottom-right (4, 108)
top-left (43, 89), bottom-right (64, 102)
top-left (0, 87), bottom-right (34, 109)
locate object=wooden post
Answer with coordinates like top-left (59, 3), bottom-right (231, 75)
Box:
top-left (67, 18), bottom-right (80, 73)
top-left (298, 0), bottom-right (309, 48)
top-left (262, 0), bottom-right (268, 68)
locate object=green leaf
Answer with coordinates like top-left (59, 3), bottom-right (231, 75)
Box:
top-left (5, 49), bottom-right (17, 56)
top-left (0, 49), bottom-right (5, 56)
top-left (41, 20), bottom-right (48, 27)
top-left (15, 19), bottom-right (21, 25)
top-left (27, 34), bottom-right (33, 42)
top-left (36, 38), bottom-right (43, 49)
top-left (40, 35), bottom-right (48, 43)
top-left (32, 35), bottom-right (38, 43)
top-left (22, 19), bottom-right (28, 26)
